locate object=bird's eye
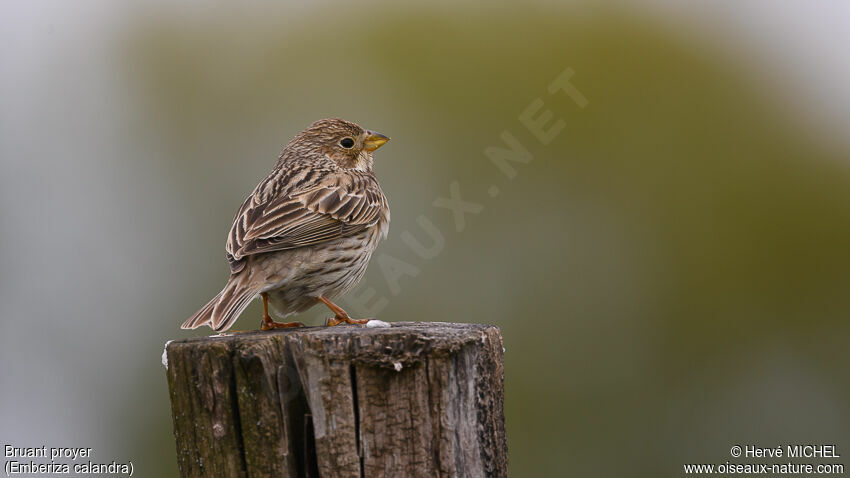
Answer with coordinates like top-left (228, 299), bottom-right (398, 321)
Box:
top-left (340, 137), bottom-right (355, 149)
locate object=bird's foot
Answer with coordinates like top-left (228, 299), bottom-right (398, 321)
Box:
top-left (325, 315), bottom-right (371, 327)
top-left (259, 293), bottom-right (304, 330)
top-left (260, 318), bottom-right (305, 331)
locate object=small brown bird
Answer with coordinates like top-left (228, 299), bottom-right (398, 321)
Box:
top-left (182, 118), bottom-right (391, 332)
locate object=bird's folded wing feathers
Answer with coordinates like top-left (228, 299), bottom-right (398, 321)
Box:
top-left (225, 173), bottom-right (386, 273)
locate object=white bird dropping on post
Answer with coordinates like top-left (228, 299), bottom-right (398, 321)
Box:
top-left (162, 340), bottom-right (173, 369)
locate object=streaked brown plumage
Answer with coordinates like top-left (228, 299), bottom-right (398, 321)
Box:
top-left (182, 118), bottom-right (390, 332)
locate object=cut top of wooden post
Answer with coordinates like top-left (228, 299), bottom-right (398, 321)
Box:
top-left (165, 322), bottom-right (507, 478)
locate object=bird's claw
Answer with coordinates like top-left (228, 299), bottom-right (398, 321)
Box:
top-left (325, 316), bottom-right (372, 327)
top-left (260, 319), bottom-right (305, 330)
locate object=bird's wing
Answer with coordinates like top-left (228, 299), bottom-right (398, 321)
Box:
top-left (225, 171), bottom-right (387, 273)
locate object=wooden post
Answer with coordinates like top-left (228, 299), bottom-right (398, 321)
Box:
top-left (164, 322), bottom-right (507, 477)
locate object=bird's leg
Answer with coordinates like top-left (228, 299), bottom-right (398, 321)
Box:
top-left (318, 295), bottom-right (370, 326)
top-left (260, 292), bottom-right (304, 330)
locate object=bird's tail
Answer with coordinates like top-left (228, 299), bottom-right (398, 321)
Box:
top-left (182, 274), bottom-right (259, 332)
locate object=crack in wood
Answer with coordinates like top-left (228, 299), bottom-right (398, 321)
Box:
top-left (349, 365), bottom-right (365, 478)
top-left (227, 362), bottom-right (248, 476)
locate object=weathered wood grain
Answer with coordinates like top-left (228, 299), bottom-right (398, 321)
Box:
top-left (165, 322), bottom-right (507, 477)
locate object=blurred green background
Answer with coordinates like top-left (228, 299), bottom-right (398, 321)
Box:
top-left (2, 1), bottom-right (849, 476)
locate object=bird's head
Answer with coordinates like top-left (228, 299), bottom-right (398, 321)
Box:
top-left (284, 118), bottom-right (390, 171)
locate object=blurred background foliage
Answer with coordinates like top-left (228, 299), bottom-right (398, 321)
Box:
top-left (2, 2), bottom-right (849, 477)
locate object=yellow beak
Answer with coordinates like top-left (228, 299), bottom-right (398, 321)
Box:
top-left (363, 131), bottom-right (390, 151)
